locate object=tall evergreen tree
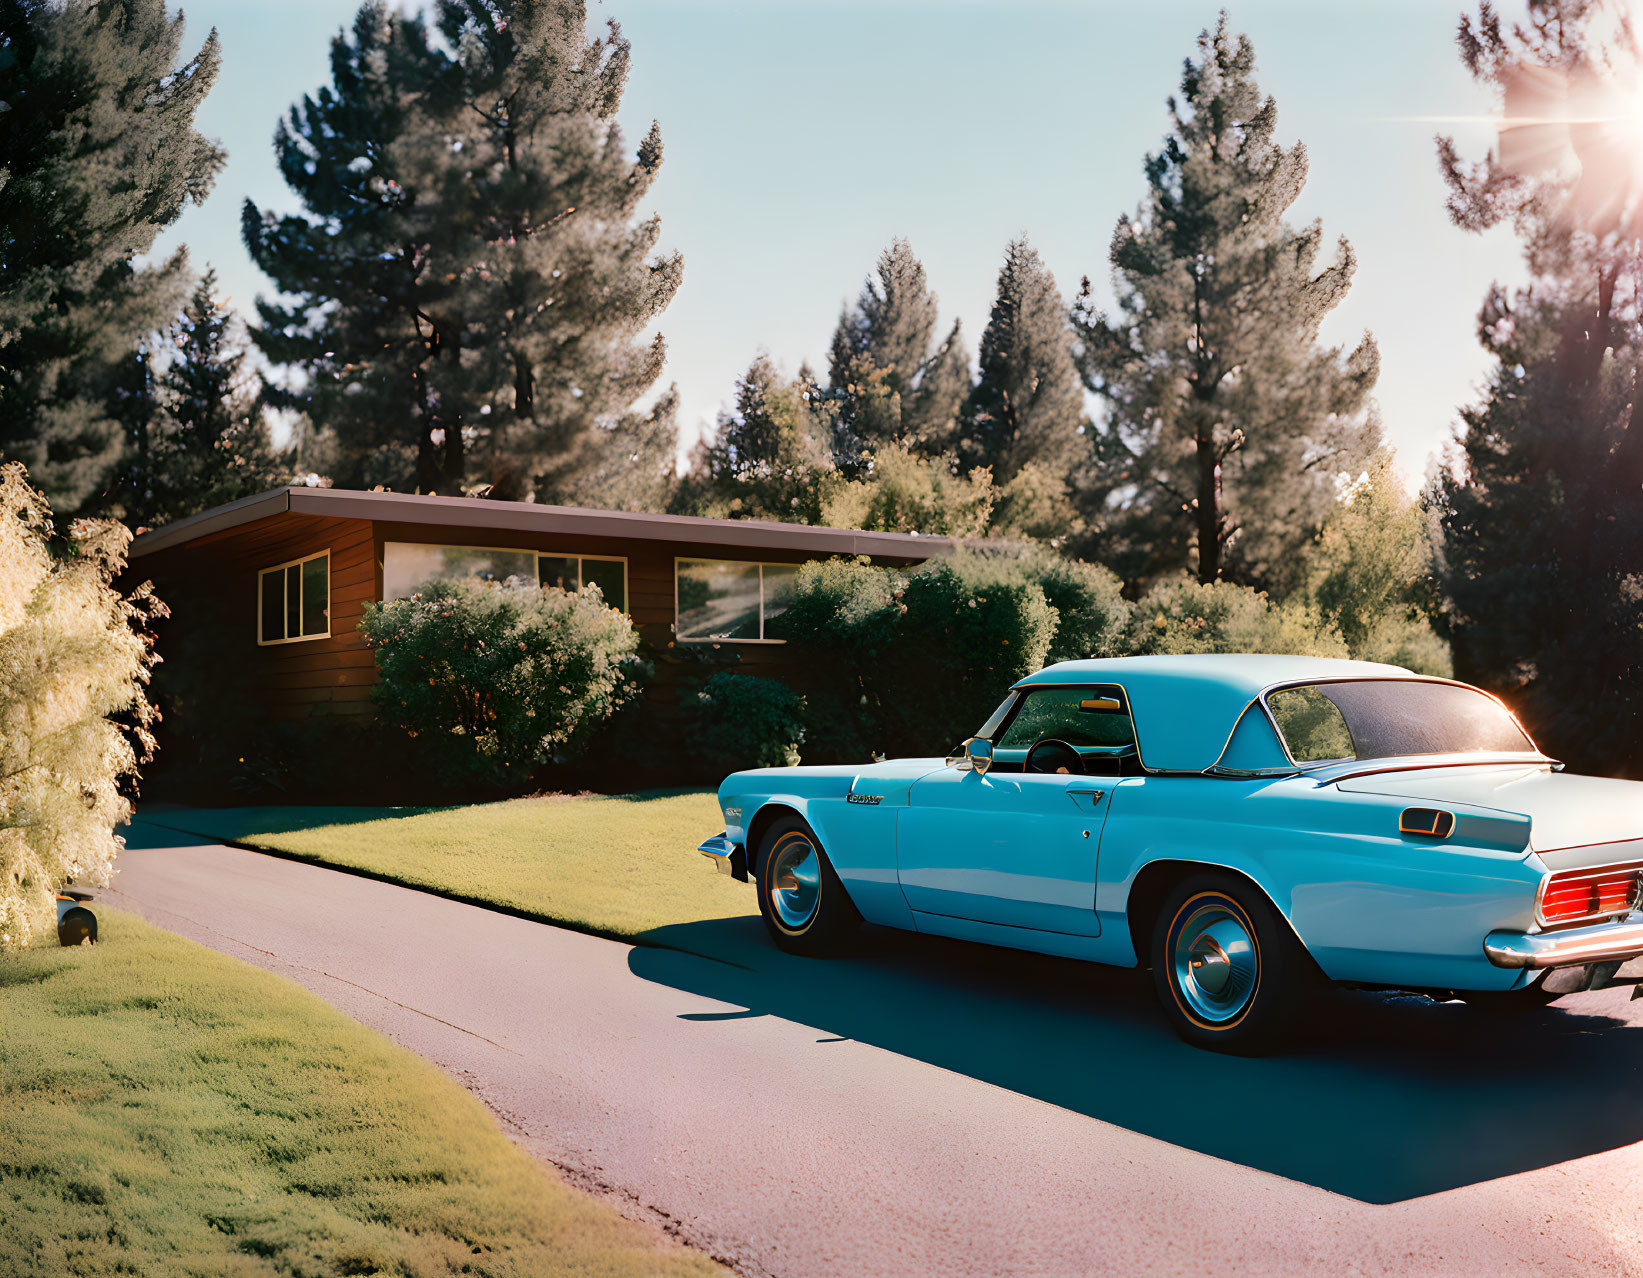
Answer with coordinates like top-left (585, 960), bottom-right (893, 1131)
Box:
top-left (108, 272), bottom-right (287, 529)
top-left (557, 388), bottom-right (678, 513)
top-left (1437, 1), bottom-right (1643, 775)
top-left (245, 0), bottom-right (680, 501)
top-left (677, 354), bottom-right (836, 522)
top-left (0, 0), bottom-right (224, 512)
top-left (1073, 15), bottom-right (1378, 588)
top-left (827, 239), bottom-right (969, 461)
top-left (959, 237), bottom-right (1087, 486)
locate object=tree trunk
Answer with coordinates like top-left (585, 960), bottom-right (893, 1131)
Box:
top-left (440, 328), bottom-right (465, 492)
top-left (1195, 429), bottom-right (1222, 583)
top-left (441, 414), bottom-right (465, 491)
top-left (413, 362), bottom-right (440, 494)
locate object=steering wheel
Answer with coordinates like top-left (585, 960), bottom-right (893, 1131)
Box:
top-left (1025, 738), bottom-right (1086, 775)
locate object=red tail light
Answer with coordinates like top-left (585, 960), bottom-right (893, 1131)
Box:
top-left (1538, 862), bottom-right (1643, 927)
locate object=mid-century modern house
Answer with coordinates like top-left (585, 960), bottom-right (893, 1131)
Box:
top-left (128, 486), bottom-right (949, 765)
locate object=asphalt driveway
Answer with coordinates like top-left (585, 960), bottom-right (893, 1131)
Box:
top-left (103, 822), bottom-right (1643, 1276)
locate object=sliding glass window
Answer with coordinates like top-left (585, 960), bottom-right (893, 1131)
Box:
top-left (537, 554), bottom-right (628, 610)
top-left (382, 543), bottom-right (628, 612)
top-left (675, 559), bottom-right (799, 642)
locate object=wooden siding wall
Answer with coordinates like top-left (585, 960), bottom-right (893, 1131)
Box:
top-left (137, 512), bottom-right (932, 737)
top-left (140, 513), bottom-right (378, 723)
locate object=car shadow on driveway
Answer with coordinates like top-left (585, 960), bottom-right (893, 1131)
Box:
top-left (629, 916), bottom-right (1643, 1204)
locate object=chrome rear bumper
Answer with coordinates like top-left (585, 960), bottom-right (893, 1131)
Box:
top-left (698, 832), bottom-right (747, 882)
top-left (1483, 913), bottom-right (1643, 969)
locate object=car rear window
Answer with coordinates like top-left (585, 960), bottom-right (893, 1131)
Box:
top-left (1265, 680), bottom-right (1536, 764)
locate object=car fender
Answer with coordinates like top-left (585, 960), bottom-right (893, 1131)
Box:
top-left (719, 761), bottom-right (944, 930)
top-left (1098, 776), bottom-right (1544, 990)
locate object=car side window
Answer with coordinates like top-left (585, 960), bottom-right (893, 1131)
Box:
top-left (995, 687), bottom-right (1136, 752)
top-left (1266, 686), bottom-right (1356, 762)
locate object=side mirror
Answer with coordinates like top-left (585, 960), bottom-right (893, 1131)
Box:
top-left (965, 737), bottom-right (994, 777)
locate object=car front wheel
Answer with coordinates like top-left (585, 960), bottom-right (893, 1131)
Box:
top-left (1150, 873), bottom-right (1318, 1055)
top-left (754, 816), bottom-right (859, 956)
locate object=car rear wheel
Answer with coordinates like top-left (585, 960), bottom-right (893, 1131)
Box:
top-left (754, 816), bottom-right (859, 956)
top-left (1150, 873), bottom-right (1317, 1055)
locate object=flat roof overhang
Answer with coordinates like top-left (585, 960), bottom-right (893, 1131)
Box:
top-left (129, 486), bottom-right (954, 562)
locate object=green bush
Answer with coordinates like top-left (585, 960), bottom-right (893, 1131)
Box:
top-left (819, 443), bottom-right (995, 538)
top-left (691, 673), bottom-right (807, 769)
top-left (1126, 578), bottom-right (1348, 658)
top-left (360, 579), bottom-right (645, 787)
top-left (950, 544), bottom-right (1131, 662)
top-left (1294, 451), bottom-right (1451, 676)
top-left (774, 551), bottom-right (1061, 758)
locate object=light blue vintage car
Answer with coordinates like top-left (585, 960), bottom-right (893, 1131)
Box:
top-left (697, 655), bottom-right (1643, 1052)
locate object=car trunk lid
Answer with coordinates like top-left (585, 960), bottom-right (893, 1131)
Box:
top-left (1336, 765), bottom-right (1643, 857)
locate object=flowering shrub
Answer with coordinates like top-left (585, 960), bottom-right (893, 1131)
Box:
top-left (0, 464), bottom-right (163, 950)
top-left (691, 673), bottom-right (806, 769)
top-left (360, 579), bottom-right (645, 787)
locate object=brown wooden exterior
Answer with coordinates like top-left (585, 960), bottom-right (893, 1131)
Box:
top-left (137, 512), bottom-right (379, 722)
top-left (130, 488), bottom-right (948, 740)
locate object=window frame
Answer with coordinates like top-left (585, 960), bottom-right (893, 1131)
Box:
top-left (672, 556), bottom-right (800, 644)
top-left (537, 549), bottom-right (629, 612)
top-left (256, 549), bottom-right (331, 647)
top-left (379, 542), bottom-right (629, 612)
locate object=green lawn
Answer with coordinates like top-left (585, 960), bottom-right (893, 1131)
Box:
top-left (0, 908), bottom-right (720, 1277)
top-left (135, 789), bottom-right (756, 942)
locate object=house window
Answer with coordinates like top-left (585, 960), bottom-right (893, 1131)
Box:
top-left (675, 559), bottom-right (799, 642)
top-left (538, 554), bottom-right (628, 611)
top-left (382, 543), bottom-right (539, 600)
top-left (258, 550), bottom-right (329, 645)
top-left (382, 542), bottom-right (628, 612)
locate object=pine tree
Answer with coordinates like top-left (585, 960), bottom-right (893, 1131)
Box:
top-left (1073, 15), bottom-right (1378, 588)
top-left (827, 240), bottom-right (969, 461)
top-left (908, 319), bottom-right (972, 450)
top-left (0, 0), bottom-right (224, 512)
top-left (676, 354), bottom-right (836, 522)
top-left (959, 237), bottom-right (1087, 487)
top-left (106, 272), bottom-right (286, 528)
top-left (157, 272), bottom-right (285, 523)
top-left (557, 388), bottom-right (678, 513)
top-left (244, 0), bottom-right (681, 501)
top-left (1437, 2), bottom-right (1643, 775)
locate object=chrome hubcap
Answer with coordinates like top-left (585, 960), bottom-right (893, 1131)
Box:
top-left (768, 835), bottom-right (821, 931)
top-left (1171, 900), bottom-right (1259, 1024)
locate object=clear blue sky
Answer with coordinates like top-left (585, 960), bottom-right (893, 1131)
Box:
top-left (150, 0), bottom-right (1525, 485)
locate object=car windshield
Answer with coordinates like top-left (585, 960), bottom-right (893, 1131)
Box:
top-left (1265, 680), bottom-right (1536, 764)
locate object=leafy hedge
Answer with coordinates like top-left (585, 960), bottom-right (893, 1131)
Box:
top-left (360, 580), bottom-right (645, 786)
top-left (691, 672), bottom-right (807, 769)
top-left (764, 546), bottom-right (1454, 762)
top-left (771, 548), bottom-right (1130, 758)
